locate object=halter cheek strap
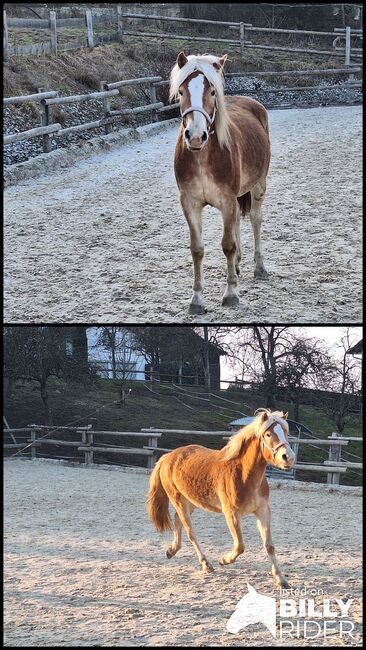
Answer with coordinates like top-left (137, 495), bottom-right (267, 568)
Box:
top-left (260, 419), bottom-right (292, 458)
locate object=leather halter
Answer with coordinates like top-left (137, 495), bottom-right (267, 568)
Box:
top-left (180, 103), bottom-right (217, 135)
top-left (260, 418), bottom-right (292, 458)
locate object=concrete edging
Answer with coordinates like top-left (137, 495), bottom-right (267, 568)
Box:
top-left (4, 117), bottom-right (180, 187)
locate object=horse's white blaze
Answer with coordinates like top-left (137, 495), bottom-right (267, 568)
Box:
top-left (187, 75), bottom-right (207, 136)
top-left (273, 423), bottom-right (295, 461)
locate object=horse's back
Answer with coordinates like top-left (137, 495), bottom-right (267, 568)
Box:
top-left (226, 95), bottom-right (269, 133)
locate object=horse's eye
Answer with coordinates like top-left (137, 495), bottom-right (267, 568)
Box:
top-left (266, 431), bottom-right (271, 437)
top-left (179, 90), bottom-right (183, 96)
top-left (211, 90), bottom-right (215, 96)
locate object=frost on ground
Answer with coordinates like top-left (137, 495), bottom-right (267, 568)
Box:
top-left (4, 105), bottom-right (362, 323)
top-left (4, 459), bottom-right (362, 647)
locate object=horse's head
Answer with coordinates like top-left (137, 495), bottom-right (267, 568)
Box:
top-left (255, 409), bottom-right (295, 471)
top-left (170, 52), bottom-right (228, 151)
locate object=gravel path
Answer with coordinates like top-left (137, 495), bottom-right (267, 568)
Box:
top-left (4, 105), bottom-right (362, 323)
top-left (4, 459), bottom-right (362, 646)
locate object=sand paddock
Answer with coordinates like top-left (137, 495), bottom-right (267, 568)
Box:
top-left (4, 459), bottom-right (362, 646)
top-left (4, 105), bottom-right (362, 324)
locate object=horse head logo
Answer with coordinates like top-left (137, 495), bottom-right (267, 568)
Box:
top-left (227, 583), bottom-right (276, 638)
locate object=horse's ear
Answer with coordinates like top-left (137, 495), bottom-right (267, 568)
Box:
top-left (177, 51), bottom-right (188, 68)
top-left (214, 54), bottom-right (228, 71)
top-left (258, 411), bottom-right (269, 424)
top-left (283, 412), bottom-right (289, 420)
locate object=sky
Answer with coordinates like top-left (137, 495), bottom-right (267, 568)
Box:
top-left (220, 325), bottom-right (362, 383)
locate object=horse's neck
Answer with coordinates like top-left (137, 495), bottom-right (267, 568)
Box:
top-left (240, 436), bottom-right (267, 484)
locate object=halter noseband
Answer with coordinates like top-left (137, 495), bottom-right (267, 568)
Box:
top-left (180, 104), bottom-right (216, 135)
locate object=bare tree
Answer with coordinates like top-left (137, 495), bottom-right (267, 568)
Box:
top-left (318, 328), bottom-right (362, 433)
top-left (3, 326), bottom-right (67, 424)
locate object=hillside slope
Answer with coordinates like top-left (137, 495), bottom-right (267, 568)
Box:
top-left (4, 378), bottom-right (362, 485)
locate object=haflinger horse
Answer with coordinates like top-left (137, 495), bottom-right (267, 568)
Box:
top-left (147, 409), bottom-right (295, 588)
top-left (170, 52), bottom-right (271, 314)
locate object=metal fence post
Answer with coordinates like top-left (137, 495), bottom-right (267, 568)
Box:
top-left (100, 80), bottom-right (113, 134)
top-left (86, 10), bottom-right (94, 48)
top-left (328, 432), bottom-right (342, 484)
top-left (3, 10), bottom-right (9, 61)
top-left (117, 4), bottom-right (124, 43)
top-left (49, 10), bottom-right (57, 55)
top-left (38, 87), bottom-right (53, 153)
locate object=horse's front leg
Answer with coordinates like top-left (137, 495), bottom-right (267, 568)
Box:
top-left (180, 193), bottom-right (205, 315)
top-left (219, 506), bottom-right (245, 565)
top-left (221, 199), bottom-right (240, 307)
top-left (255, 503), bottom-right (289, 588)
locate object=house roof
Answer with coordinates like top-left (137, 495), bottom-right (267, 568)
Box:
top-left (346, 339), bottom-right (363, 355)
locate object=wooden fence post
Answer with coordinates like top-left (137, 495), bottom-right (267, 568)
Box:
top-left (49, 11), bottom-right (57, 55)
top-left (327, 432), bottom-right (342, 484)
top-left (3, 10), bottom-right (9, 61)
top-left (117, 4), bottom-right (124, 43)
top-left (100, 80), bottom-right (113, 134)
top-left (344, 25), bottom-right (351, 66)
top-left (86, 10), bottom-right (94, 49)
top-left (239, 22), bottom-right (245, 54)
top-left (38, 87), bottom-right (53, 153)
top-left (30, 429), bottom-right (37, 460)
top-left (147, 430), bottom-right (157, 469)
top-left (148, 82), bottom-right (158, 122)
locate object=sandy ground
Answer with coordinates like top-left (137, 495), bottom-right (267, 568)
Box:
top-left (4, 459), bottom-right (362, 647)
top-left (4, 105), bottom-right (362, 324)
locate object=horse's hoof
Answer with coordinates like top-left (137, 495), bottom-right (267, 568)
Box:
top-left (219, 557), bottom-right (229, 566)
top-left (189, 303), bottom-right (206, 315)
top-left (236, 266), bottom-right (240, 276)
top-left (254, 268), bottom-right (269, 280)
top-left (201, 559), bottom-right (214, 573)
top-left (166, 549), bottom-right (173, 559)
top-left (222, 294), bottom-right (239, 307)
top-left (276, 577), bottom-right (290, 589)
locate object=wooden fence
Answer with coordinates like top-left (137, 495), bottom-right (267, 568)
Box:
top-left (3, 426), bottom-right (362, 484)
top-left (3, 7), bottom-right (363, 62)
top-left (3, 65), bottom-right (363, 157)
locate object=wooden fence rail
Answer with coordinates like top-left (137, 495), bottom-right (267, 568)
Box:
top-left (3, 427), bottom-right (362, 484)
top-left (3, 65), bottom-right (362, 156)
top-left (3, 6), bottom-right (362, 61)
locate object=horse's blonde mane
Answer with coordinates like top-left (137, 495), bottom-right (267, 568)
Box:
top-left (221, 409), bottom-right (288, 461)
top-left (169, 54), bottom-right (232, 150)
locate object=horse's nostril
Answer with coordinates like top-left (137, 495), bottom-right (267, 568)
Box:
top-left (202, 132), bottom-right (208, 142)
top-left (185, 129), bottom-right (190, 139)
top-left (282, 453), bottom-right (288, 461)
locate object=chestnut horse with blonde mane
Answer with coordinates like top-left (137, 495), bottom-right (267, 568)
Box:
top-left (170, 52), bottom-right (271, 314)
top-left (147, 409), bottom-right (295, 587)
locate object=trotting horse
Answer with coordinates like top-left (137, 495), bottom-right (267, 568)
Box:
top-left (147, 409), bottom-right (295, 588)
top-left (170, 52), bottom-right (271, 314)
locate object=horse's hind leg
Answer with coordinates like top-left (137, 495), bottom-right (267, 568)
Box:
top-left (166, 493), bottom-right (213, 573)
top-left (166, 506), bottom-right (193, 559)
top-left (221, 198), bottom-right (240, 307)
top-left (250, 182), bottom-right (268, 279)
top-left (180, 193), bottom-right (206, 315)
top-left (255, 503), bottom-right (289, 588)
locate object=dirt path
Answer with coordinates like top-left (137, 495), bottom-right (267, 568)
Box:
top-left (4, 459), bottom-right (362, 646)
top-left (4, 105), bottom-right (362, 323)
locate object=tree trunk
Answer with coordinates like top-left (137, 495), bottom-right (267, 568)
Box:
top-left (203, 326), bottom-right (211, 393)
top-left (40, 378), bottom-right (51, 424)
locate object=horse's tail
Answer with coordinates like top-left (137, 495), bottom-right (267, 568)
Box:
top-left (237, 191), bottom-right (252, 217)
top-left (147, 456), bottom-right (172, 532)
